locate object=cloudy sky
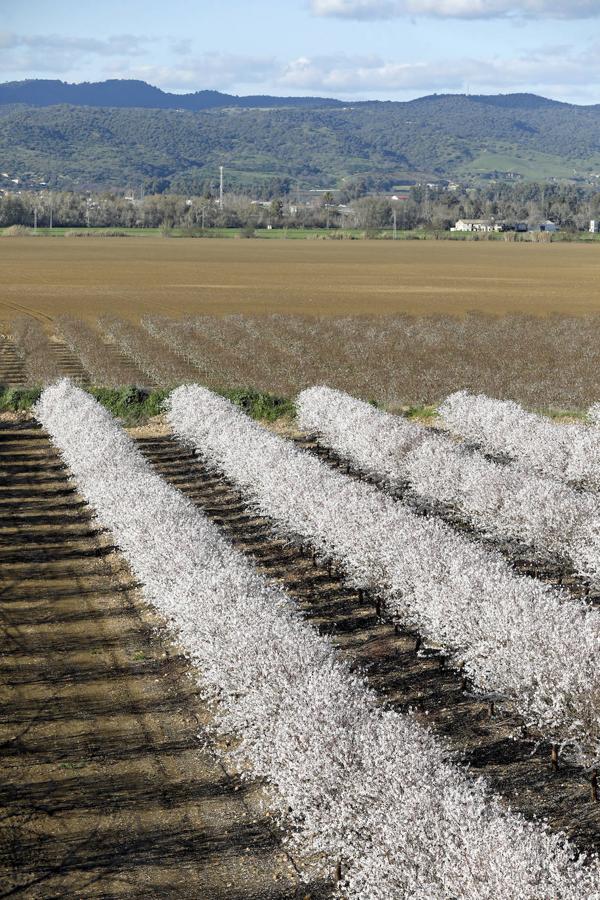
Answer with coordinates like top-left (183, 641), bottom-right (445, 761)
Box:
top-left (2, 0), bottom-right (600, 103)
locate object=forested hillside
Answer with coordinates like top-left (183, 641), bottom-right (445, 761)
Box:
top-left (2, 81), bottom-right (600, 192)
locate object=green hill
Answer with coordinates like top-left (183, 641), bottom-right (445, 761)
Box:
top-left (2, 82), bottom-right (600, 192)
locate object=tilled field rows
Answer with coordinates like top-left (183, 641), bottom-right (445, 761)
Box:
top-left (0, 336), bottom-right (89, 387)
top-left (0, 339), bottom-right (25, 387)
top-left (44, 339), bottom-right (90, 384)
top-left (0, 422), bottom-right (305, 899)
top-left (135, 432), bottom-right (600, 854)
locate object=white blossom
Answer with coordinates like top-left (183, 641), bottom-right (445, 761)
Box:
top-left (37, 379), bottom-right (600, 898)
top-left (297, 385), bottom-right (600, 573)
top-left (440, 390), bottom-right (600, 487)
top-left (588, 403), bottom-right (600, 427)
top-left (168, 384), bottom-right (600, 768)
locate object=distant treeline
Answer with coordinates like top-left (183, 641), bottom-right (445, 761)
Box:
top-left (2, 181), bottom-right (600, 231)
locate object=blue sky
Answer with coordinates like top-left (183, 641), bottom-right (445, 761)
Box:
top-left (2, 0), bottom-right (600, 103)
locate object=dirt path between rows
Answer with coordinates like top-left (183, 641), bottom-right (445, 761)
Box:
top-left (0, 340), bottom-right (24, 388)
top-left (0, 421), bottom-right (313, 899)
top-left (135, 432), bottom-right (600, 859)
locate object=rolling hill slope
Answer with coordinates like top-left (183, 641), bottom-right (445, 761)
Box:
top-left (2, 80), bottom-right (600, 191)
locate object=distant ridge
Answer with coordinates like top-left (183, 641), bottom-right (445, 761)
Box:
top-left (0, 78), bottom-right (345, 110)
top-left (0, 79), bottom-right (589, 112)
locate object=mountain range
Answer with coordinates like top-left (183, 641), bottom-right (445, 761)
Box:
top-left (0, 79), bottom-right (345, 111)
top-left (1, 79), bottom-right (600, 193)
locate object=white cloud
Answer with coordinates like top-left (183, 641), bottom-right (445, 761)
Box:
top-left (4, 31), bottom-right (600, 105)
top-left (0, 32), bottom-right (154, 76)
top-left (121, 54), bottom-right (280, 92)
top-left (0, 32), bottom-right (152, 56)
top-left (0, 34), bottom-right (277, 92)
top-left (276, 42), bottom-right (600, 97)
top-left (310, 0), bottom-right (400, 17)
top-left (113, 43), bottom-right (600, 103)
top-left (310, 0), bottom-right (600, 19)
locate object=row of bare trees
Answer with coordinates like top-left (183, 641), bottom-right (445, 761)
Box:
top-left (8, 313), bottom-right (600, 409)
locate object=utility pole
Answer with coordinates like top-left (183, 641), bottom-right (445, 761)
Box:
top-left (33, 207), bottom-right (37, 232)
top-left (219, 166), bottom-right (224, 208)
top-left (393, 207), bottom-right (397, 239)
top-left (541, 184), bottom-right (546, 219)
top-left (49, 197), bottom-right (53, 229)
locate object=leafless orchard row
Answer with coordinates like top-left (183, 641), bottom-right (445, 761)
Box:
top-left (4, 312), bottom-right (600, 407)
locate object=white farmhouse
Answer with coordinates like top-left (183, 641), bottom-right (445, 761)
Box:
top-left (452, 219), bottom-right (494, 232)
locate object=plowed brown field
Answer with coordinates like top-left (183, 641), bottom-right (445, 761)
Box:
top-left (2, 237), bottom-right (600, 325)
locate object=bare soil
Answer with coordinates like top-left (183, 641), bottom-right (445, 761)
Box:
top-left (0, 421), bottom-right (319, 898)
top-left (44, 338), bottom-right (89, 384)
top-left (0, 339), bottom-right (24, 387)
top-left (3, 238), bottom-right (600, 325)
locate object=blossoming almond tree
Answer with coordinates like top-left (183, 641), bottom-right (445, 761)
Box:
top-left (588, 403), bottom-right (600, 427)
top-left (168, 384), bottom-right (600, 771)
top-left (296, 386), bottom-right (600, 579)
top-left (440, 390), bottom-right (600, 487)
top-left (36, 379), bottom-right (600, 898)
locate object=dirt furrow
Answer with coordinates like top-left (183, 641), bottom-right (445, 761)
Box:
top-left (0, 339), bottom-right (25, 387)
top-left (45, 339), bottom-right (90, 384)
top-left (135, 433), bottom-right (600, 858)
top-left (0, 421), bottom-right (313, 899)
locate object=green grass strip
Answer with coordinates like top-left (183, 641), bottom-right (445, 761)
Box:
top-left (0, 384), bottom-right (295, 424)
